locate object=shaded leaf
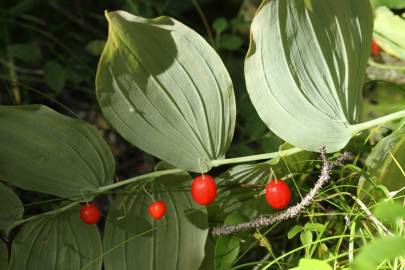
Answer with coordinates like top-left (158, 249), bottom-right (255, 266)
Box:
top-left (9, 207), bottom-right (103, 270)
top-left (44, 61), bottom-right (67, 94)
top-left (219, 34), bottom-right (243, 51)
top-left (103, 173), bottom-right (208, 270)
top-left (0, 183), bottom-right (23, 234)
top-left (86, 40), bottom-right (106, 56)
top-left (352, 236), bottom-right (405, 270)
top-left (214, 236), bottom-right (239, 270)
top-left (96, 10), bottom-right (236, 172)
top-left (213, 17), bottom-right (228, 34)
top-left (245, 0), bottom-right (373, 152)
top-left (366, 125), bottom-right (405, 191)
top-left (8, 43), bottom-right (41, 62)
top-left (0, 105), bottom-right (115, 198)
top-left (0, 240), bottom-right (8, 270)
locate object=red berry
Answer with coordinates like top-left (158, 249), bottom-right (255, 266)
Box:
top-left (265, 179), bottom-right (291, 209)
top-left (148, 200), bottom-right (167, 220)
top-left (191, 174), bottom-right (217, 206)
top-left (80, 203), bottom-right (101, 224)
top-left (371, 39), bottom-right (381, 56)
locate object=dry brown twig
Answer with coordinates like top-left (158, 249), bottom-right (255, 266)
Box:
top-left (211, 146), bottom-right (352, 236)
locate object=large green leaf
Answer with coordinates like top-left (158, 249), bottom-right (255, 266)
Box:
top-left (0, 183), bottom-right (23, 233)
top-left (9, 206), bottom-right (103, 270)
top-left (245, 0), bottom-right (373, 152)
top-left (352, 236), bottom-right (405, 270)
top-left (0, 105), bottom-right (115, 198)
top-left (103, 173), bottom-right (209, 270)
top-left (365, 124), bottom-right (405, 191)
top-left (96, 10), bottom-right (236, 172)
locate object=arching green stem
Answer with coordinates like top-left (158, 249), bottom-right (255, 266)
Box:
top-left (208, 147), bottom-right (303, 167)
top-left (350, 110), bottom-right (405, 135)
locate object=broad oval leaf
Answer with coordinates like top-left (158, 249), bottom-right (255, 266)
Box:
top-left (103, 173), bottom-right (209, 270)
top-left (96, 10), bottom-right (236, 172)
top-left (0, 183), bottom-right (23, 233)
top-left (245, 0), bottom-right (373, 152)
top-left (0, 105), bottom-right (115, 198)
top-left (9, 206), bottom-right (103, 270)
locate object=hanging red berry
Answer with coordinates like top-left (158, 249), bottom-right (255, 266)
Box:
top-left (80, 203), bottom-right (101, 224)
top-left (265, 179), bottom-right (291, 209)
top-left (371, 39), bottom-right (381, 56)
top-left (191, 174), bottom-right (217, 206)
top-left (148, 200), bottom-right (167, 220)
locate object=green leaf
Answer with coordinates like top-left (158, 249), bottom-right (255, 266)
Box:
top-left (373, 7), bottom-right (405, 60)
top-left (290, 258), bottom-right (332, 270)
top-left (300, 230), bottom-right (313, 246)
top-left (44, 61), bottom-right (67, 94)
top-left (304, 222), bottom-right (325, 232)
top-left (0, 105), bottom-right (115, 198)
top-left (7, 43), bottom-right (41, 62)
top-left (372, 0), bottom-right (405, 9)
top-left (103, 173), bottom-right (208, 270)
top-left (9, 207), bottom-right (103, 270)
top-left (86, 40), bottom-right (106, 56)
top-left (0, 183), bottom-right (23, 233)
top-left (214, 236), bottom-right (239, 270)
top-left (96, 11), bottom-right (236, 172)
top-left (288, 225), bottom-right (303, 239)
top-left (224, 212), bottom-right (249, 225)
top-left (219, 34), bottom-right (243, 51)
top-left (245, 0), bottom-right (373, 152)
top-left (352, 236), bottom-right (405, 270)
top-left (373, 200), bottom-right (405, 223)
top-left (365, 125), bottom-right (405, 192)
top-left (362, 82), bottom-right (405, 121)
top-left (0, 240), bottom-right (8, 270)
top-left (213, 17), bottom-right (228, 34)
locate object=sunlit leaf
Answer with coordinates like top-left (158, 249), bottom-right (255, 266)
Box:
top-left (374, 7), bottom-right (405, 60)
top-left (245, 0), bottom-right (373, 152)
top-left (374, 200), bottom-right (405, 223)
top-left (290, 258), bottom-right (332, 270)
top-left (352, 236), bottom-right (405, 270)
top-left (96, 10), bottom-right (236, 172)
